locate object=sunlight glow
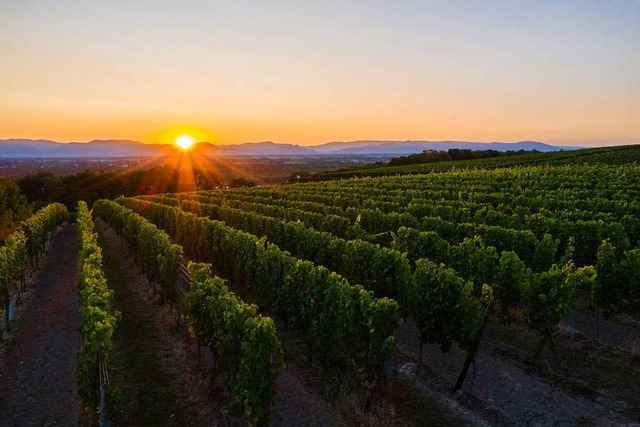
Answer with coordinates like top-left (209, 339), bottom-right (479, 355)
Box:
top-left (175, 134), bottom-right (195, 150)
top-left (152, 125), bottom-right (215, 146)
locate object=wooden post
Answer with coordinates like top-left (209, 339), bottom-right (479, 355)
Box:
top-left (98, 351), bottom-right (109, 427)
top-left (453, 299), bottom-right (495, 392)
top-left (532, 333), bottom-right (550, 363)
top-left (4, 298), bottom-right (10, 333)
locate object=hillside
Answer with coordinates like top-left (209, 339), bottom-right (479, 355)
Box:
top-left (125, 162), bottom-right (640, 424)
top-left (309, 144), bottom-right (640, 180)
top-left (4, 159), bottom-right (640, 425)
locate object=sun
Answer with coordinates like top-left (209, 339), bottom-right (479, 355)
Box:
top-left (175, 134), bottom-right (196, 150)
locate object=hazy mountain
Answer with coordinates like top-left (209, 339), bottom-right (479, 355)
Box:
top-left (199, 141), bottom-right (317, 156)
top-left (0, 139), bottom-right (172, 158)
top-left (313, 140), bottom-right (579, 154)
top-left (0, 139), bottom-right (580, 158)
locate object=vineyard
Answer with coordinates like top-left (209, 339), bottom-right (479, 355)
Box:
top-left (126, 161), bottom-right (640, 424)
top-left (3, 0), bottom-right (639, 424)
top-left (309, 143), bottom-right (640, 180)
top-left (1, 156), bottom-right (640, 425)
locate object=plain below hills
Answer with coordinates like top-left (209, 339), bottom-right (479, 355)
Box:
top-left (0, 139), bottom-right (578, 159)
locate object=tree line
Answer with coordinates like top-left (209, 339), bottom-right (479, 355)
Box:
top-left (15, 166), bottom-right (255, 209)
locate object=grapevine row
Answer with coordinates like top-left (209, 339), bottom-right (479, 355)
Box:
top-left (148, 185), bottom-right (636, 268)
top-left (311, 147), bottom-right (640, 179)
top-left (134, 196), bottom-right (410, 304)
top-left (113, 197), bottom-right (401, 389)
top-left (232, 165), bottom-right (640, 216)
top-left (92, 199), bottom-right (284, 423)
top-left (93, 199), bottom-right (183, 306)
top-left (126, 193), bottom-right (629, 393)
top-left (76, 201), bottom-right (118, 419)
top-left (145, 190), bottom-right (640, 349)
top-left (0, 202), bottom-right (68, 333)
top-left (184, 262), bottom-right (283, 423)
top-left (153, 181), bottom-right (639, 317)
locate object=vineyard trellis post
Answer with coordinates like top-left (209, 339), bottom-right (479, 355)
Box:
top-left (453, 298), bottom-right (495, 392)
top-left (98, 349), bottom-right (110, 427)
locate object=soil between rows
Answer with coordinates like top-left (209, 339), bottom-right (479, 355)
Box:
top-left (95, 219), bottom-right (232, 426)
top-left (97, 219), bottom-right (342, 426)
top-left (0, 223), bottom-right (82, 426)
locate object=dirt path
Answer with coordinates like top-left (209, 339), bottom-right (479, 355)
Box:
top-left (0, 224), bottom-right (81, 426)
top-left (396, 319), bottom-right (632, 426)
top-left (96, 220), bottom-right (233, 426)
top-left (561, 311), bottom-right (640, 351)
top-left (270, 364), bottom-right (332, 427)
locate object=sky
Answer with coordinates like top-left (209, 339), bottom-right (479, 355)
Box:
top-left (0, 0), bottom-right (638, 146)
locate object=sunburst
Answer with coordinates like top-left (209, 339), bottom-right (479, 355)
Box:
top-left (175, 134), bottom-right (195, 150)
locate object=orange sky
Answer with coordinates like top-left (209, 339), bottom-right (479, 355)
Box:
top-left (1, 2), bottom-right (638, 147)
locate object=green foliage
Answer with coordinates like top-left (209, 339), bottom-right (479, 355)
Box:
top-left (387, 148), bottom-right (540, 167)
top-left (0, 231), bottom-right (28, 307)
top-left (593, 240), bottom-right (621, 316)
top-left (593, 241), bottom-right (640, 315)
top-left (183, 263), bottom-right (283, 424)
top-left (522, 263), bottom-right (582, 336)
top-left (621, 214), bottom-right (640, 246)
top-left (115, 197), bottom-right (401, 390)
top-left (532, 234), bottom-right (559, 272)
top-left (339, 239), bottom-right (412, 302)
top-left (622, 249), bottom-right (640, 308)
top-left (76, 201), bottom-right (119, 406)
top-left (0, 178), bottom-right (32, 231)
top-left (312, 144), bottom-right (640, 179)
top-left (159, 244), bottom-right (182, 304)
top-left (118, 162), bottom-right (640, 396)
top-left (409, 259), bottom-right (480, 352)
top-left (558, 236), bottom-right (576, 266)
top-left (393, 227), bottom-right (449, 264)
top-left (481, 226), bottom-right (537, 266)
top-left (1, 202), bottom-right (67, 331)
top-left (18, 202), bottom-right (68, 262)
top-left (17, 166), bottom-right (223, 208)
top-left (493, 251), bottom-right (530, 315)
top-left (170, 197), bottom-right (411, 303)
top-left (449, 236), bottom-right (499, 296)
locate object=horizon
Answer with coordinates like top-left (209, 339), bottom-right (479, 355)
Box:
top-left (1, 1), bottom-right (639, 146)
top-left (0, 137), bottom-right (598, 148)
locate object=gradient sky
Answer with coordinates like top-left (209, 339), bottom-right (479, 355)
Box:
top-left (1, 0), bottom-right (638, 146)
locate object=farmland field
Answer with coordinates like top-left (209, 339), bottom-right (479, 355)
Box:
top-left (2, 148), bottom-right (640, 425)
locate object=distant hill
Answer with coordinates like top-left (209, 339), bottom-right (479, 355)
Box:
top-left (0, 139), bottom-right (172, 158)
top-left (313, 140), bottom-right (579, 154)
top-left (199, 141), bottom-right (317, 156)
top-left (0, 139), bottom-right (316, 158)
top-left (0, 138), bottom-right (580, 158)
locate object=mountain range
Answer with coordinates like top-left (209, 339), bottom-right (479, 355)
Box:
top-left (0, 139), bottom-right (580, 158)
